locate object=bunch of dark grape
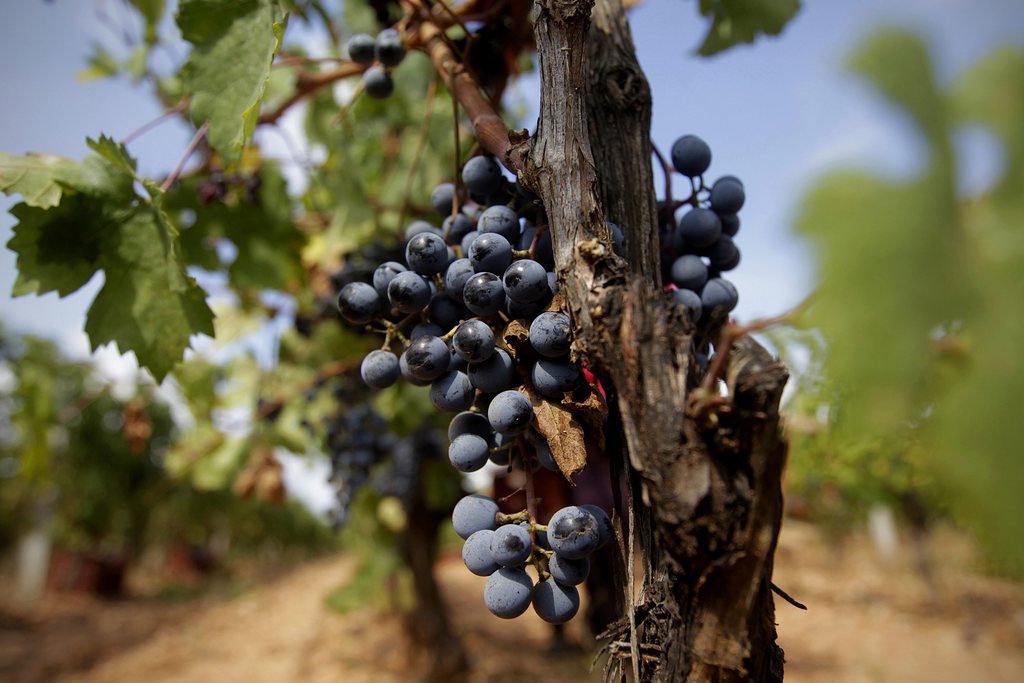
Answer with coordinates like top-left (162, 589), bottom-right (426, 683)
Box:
top-left (345, 28), bottom-right (406, 99)
top-left (659, 134), bottom-right (745, 331)
top-left (324, 403), bottom-right (396, 528)
top-left (373, 428), bottom-right (442, 508)
top-left (452, 494), bottom-right (612, 623)
top-left (335, 154), bottom-right (576, 479)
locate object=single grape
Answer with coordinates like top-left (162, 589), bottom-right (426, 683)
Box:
top-left (718, 212), bottom-right (740, 237)
top-left (503, 259), bottom-right (549, 304)
top-left (362, 65), bottom-right (393, 99)
top-left (507, 296), bottom-right (552, 321)
top-left (672, 288), bottom-right (703, 321)
top-left (346, 33), bottom-right (376, 64)
top-left (467, 348), bottom-right (514, 393)
top-left (710, 176), bottom-right (745, 214)
top-left (431, 182), bottom-right (457, 216)
top-left (707, 235), bottom-right (741, 271)
top-left (404, 220), bottom-right (439, 242)
top-left (670, 254), bottom-right (709, 291)
top-left (406, 232), bottom-right (449, 275)
top-left (529, 312), bottom-right (572, 358)
top-left (490, 524), bottom-right (533, 567)
top-left (484, 567), bottom-right (534, 619)
top-left (477, 205), bottom-right (521, 242)
top-left (461, 230), bottom-right (480, 255)
top-left (448, 411), bottom-right (492, 441)
top-left (462, 155), bottom-right (503, 198)
top-left (453, 320), bottom-right (496, 362)
top-left (371, 261), bottom-right (406, 299)
top-left (532, 577), bottom-right (579, 624)
top-left (701, 277), bottom-right (739, 316)
top-left (462, 529), bottom-right (499, 577)
top-left (488, 390), bottom-right (533, 436)
top-left (428, 293), bottom-right (463, 330)
top-left (670, 134), bottom-right (712, 177)
top-left (580, 504), bottom-right (613, 549)
top-left (443, 213), bottom-right (475, 245)
top-left (448, 433), bottom-right (490, 472)
top-left (547, 506), bottom-right (599, 560)
top-left (489, 432), bottom-right (512, 466)
top-left (678, 208), bottom-right (722, 249)
top-left (548, 553), bottom-right (590, 586)
top-left (463, 272), bottom-right (506, 316)
top-left (410, 322), bottom-right (444, 340)
top-left (360, 349), bottom-right (400, 388)
top-left (399, 351), bottom-right (431, 387)
top-left (531, 358), bottom-right (581, 400)
top-left (452, 494), bottom-right (499, 539)
top-left (387, 271), bottom-right (431, 313)
top-left (443, 258), bottom-right (475, 303)
top-left (430, 371), bottom-right (475, 413)
top-left (374, 28), bottom-right (405, 67)
top-left (404, 335), bottom-right (451, 381)
top-left (336, 282), bottom-right (380, 324)
top-left (469, 232), bottom-right (513, 275)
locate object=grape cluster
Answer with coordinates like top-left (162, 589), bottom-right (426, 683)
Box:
top-left (324, 404), bottom-right (396, 528)
top-left (453, 494), bottom-right (612, 623)
top-left (345, 28), bottom-right (407, 99)
top-left (659, 134), bottom-right (745, 327)
top-left (336, 154), bottom-right (578, 478)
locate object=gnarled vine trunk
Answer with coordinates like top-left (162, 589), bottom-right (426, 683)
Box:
top-left (523, 2), bottom-right (790, 681)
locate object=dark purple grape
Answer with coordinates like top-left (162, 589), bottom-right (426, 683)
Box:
top-left (404, 335), bottom-right (451, 381)
top-left (463, 272), bottom-right (506, 316)
top-left (375, 28), bottom-right (405, 67)
top-left (488, 390), bottom-right (533, 436)
top-left (363, 65), bottom-right (393, 99)
top-left (547, 506), bottom-right (599, 560)
top-left (503, 259), bottom-right (549, 304)
top-left (670, 134), bottom-right (711, 177)
top-left (360, 349), bottom-right (400, 388)
top-left (462, 155), bottom-right (503, 197)
top-left (346, 33), bottom-right (376, 64)
top-left (484, 568), bottom-right (533, 619)
top-left (532, 577), bottom-right (579, 624)
top-left (452, 494), bottom-right (499, 539)
top-left (490, 523), bottom-right (533, 567)
top-left (336, 282), bottom-right (380, 324)
top-left (453, 319), bottom-right (495, 362)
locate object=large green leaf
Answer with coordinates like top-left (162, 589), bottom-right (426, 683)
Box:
top-left (696, 0), bottom-right (801, 56)
top-left (84, 206), bottom-right (214, 381)
top-left (177, 0), bottom-right (286, 160)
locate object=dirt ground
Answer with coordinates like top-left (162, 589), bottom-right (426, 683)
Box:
top-left (2, 521), bottom-right (1022, 683)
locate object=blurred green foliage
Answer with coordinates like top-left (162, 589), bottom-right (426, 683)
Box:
top-left (791, 32), bottom-right (1024, 572)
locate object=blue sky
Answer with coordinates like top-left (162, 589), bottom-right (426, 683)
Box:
top-left (1, 0), bottom-right (1022, 367)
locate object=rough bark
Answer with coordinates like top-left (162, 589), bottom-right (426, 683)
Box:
top-left (422, 1), bottom-right (790, 680)
top-left (521, 2), bottom-right (790, 681)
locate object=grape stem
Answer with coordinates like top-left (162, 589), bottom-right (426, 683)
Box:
top-left (689, 296), bottom-right (813, 415)
top-left (159, 123), bottom-right (209, 193)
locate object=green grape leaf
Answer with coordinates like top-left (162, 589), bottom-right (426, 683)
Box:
top-left (696, 0), bottom-right (801, 57)
top-left (83, 206), bottom-right (214, 381)
top-left (87, 135), bottom-right (138, 178)
top-left (177, 0), bottom-right (286, 160)
top-left (127, 0), bottom-right (166, 44)
top-left (0, 153), bottom-right (78, 209)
